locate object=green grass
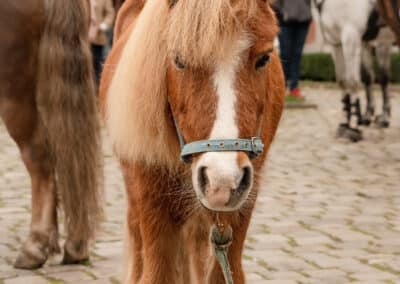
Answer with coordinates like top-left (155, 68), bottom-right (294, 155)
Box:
top-left (110, 277), bottom-right (122, 284)
top-left (285, 95), bottom-right (305, 103)
top-left (47, 278), bottom-right (64, 284)
top-left (300, 53), bottom-right (400, 83)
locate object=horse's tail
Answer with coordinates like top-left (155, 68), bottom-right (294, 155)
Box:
top-left (36, 0), bottom-right (103, 241)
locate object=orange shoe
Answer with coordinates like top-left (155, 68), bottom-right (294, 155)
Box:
top-left (289, 88), bottom-right (305, 100)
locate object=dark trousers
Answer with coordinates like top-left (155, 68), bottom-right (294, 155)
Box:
top-left (91, 44), bottom-right (104, 84)
top-left (278, 22), bottom-right (310, 90)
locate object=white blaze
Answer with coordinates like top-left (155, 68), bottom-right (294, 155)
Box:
top-left (192, 37), bottom-right (252, 211)
top-left (210, 37), bottom-right (250, 139)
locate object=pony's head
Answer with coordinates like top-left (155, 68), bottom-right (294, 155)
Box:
top-left (166, 0), bottom-right (278, 211)
top-left (106, 0), bottom-right (280, 212)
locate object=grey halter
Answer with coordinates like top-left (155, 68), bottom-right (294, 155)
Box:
top-left (169, 103), bottom-right (265, 163)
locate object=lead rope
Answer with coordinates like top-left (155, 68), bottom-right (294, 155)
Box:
top-left (211, 224), bottom-right (234, 284)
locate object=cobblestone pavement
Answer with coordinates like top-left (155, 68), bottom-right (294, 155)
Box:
top-left (0, 85), bottom-right (399, 284)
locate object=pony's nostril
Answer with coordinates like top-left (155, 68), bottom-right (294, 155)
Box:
top-left (198, 166), bottom-right (208, 193)
top-left (237, 166), bottom-right (252, 193)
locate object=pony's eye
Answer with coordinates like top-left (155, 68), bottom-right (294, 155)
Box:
top-left (174, 56), bottom-right (185, 70)
top-left (255, 53), bottom-right (271, 70)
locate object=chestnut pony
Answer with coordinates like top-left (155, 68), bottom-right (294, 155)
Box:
top-left (0, 0), bottom-right (103, 269)
top-left (378, 0), bottom-right (400, 46)
top-left (100, 0), bottom-right (284, 283)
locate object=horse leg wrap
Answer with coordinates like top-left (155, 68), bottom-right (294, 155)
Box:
top-left (342, 94), bottom-right (362, 126)
top-left (353, 98), bottom-right (362, 125)
top-left (211, 225), bottom-right (234, 284)
top-left (342, 94), bottom-right (352, 124)
top-left (338, 94), bottom-right (363, 141)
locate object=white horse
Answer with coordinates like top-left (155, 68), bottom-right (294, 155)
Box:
top-left (314, 0), bottom-right (395, 141)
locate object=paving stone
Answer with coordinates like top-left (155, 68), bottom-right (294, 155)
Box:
top-left (47, 270), bottom-right (95, 282)
top-left (263, 280), bottom-right (298, 284)
top-left (267, 271), bottom-right (309, 283)
top-left (300, 252), bottom-right (339, 269)
top-left (350, 271), bottom-right (399, 281)
top-left (304, 269), bottom-right (351, 284)
top-left (350, 282), bottom-right (394, 284)
top-left (3, 276), bottom-right (48, 284)
top-left (74, 280), bottom-right (113, 284)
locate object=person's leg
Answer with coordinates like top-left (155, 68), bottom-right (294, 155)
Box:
top-left (91, 44), bottom-right (104, 84)
top-left (278, 25), bottom-right (294, 88)
top-left (289, 22), bottom-right (310, 91)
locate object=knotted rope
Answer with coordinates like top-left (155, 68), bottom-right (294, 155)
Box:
top-left (211, 224), bottom-right (234, 284)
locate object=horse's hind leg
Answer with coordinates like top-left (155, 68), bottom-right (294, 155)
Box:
top-left (361, 43), bottom-right (376, 125)
top-left (1, 99), bottom-right (59, 269)
top-left (374, 35), bottom-right (392, 128)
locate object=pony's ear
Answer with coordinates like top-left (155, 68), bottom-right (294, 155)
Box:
top-left (168, 0), bottom-right (178, 8)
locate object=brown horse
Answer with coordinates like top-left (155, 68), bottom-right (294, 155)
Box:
top-left (101, 0), bottom-right (284, 283)
top-left (378, 0), bottom-right (400, 46)
top-left (0, 0), bottom-right (103, 269)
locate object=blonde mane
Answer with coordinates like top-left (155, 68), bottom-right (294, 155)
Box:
top-left (166, 0), bottom-right (258, 66)
top-left (106, 0), bottom-right (266, 169)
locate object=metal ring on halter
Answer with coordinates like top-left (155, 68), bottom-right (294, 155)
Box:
top-left (211, 225), bottom-right (234, 284)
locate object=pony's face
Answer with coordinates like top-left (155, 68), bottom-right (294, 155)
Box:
top-left (167, 34), bottom-right (274, 212)
top-left (104, 0), bottom-right (281, 212)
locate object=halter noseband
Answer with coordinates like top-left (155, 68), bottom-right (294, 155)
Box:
top-left (169, 102), bottom-right (264, 163)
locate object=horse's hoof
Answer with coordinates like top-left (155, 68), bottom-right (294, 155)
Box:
top-left (14, 234), bottom-right (50, 270)
top-left (49, 240), bottom-right (61, 255)
top-left (337, 124), bottom-right (363, 142)
top-left (61, 252), bottom-right (89, 265)
top-left (375, 115), bottom-right (390, 128)
top-left (46, 230), bottom-right (61, 256)
top-left (359, 117), bottom-right (371, 126)
top-left (61, 239), bottom-right (89, 265)
top-left (14, 249), bottom-right (47, 270)
top-left (361, 109), bottom-right (374, 127)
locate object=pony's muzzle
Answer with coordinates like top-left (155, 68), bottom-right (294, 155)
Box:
top-left (193, 152), bottom-right (253, 212)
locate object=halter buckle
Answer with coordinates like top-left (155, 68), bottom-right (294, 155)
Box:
top-left (248, 137), bottom-right (264, 159)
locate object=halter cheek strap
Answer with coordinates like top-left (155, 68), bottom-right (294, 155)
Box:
top-left (170, 102), bottom-right (264, 163)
